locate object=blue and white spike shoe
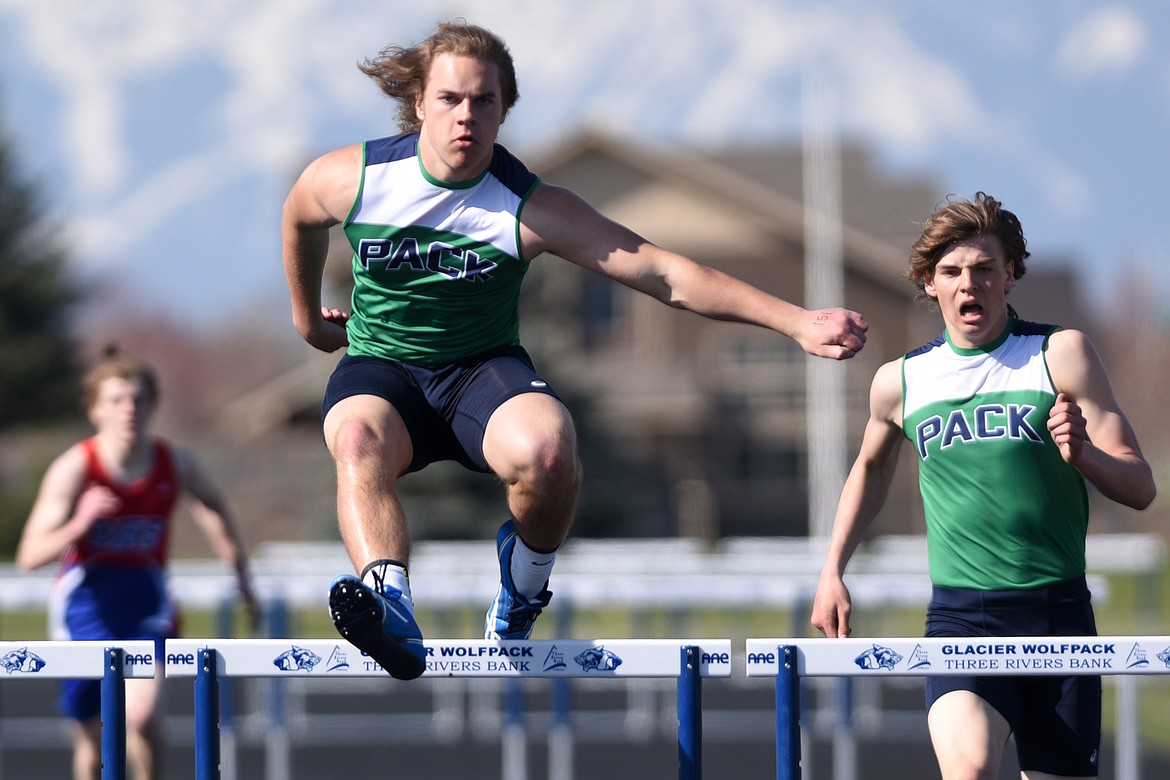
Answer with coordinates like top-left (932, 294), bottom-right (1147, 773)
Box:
top-left (329, 574), bottom-right (426, 680)
top-left (485, 519), bottom-right (553, 640)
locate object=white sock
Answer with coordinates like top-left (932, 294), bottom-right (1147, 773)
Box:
top-left (509, 537), bottom-right (556, 599)
top-left (363, 561), bottom-right (415, 613)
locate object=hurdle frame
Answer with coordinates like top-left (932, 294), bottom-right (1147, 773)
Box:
top-left (167, 637), bottom-right (731, 780)
top-left (0, 640), bottom-right (154, 780)
top-left (747, 636), bottom-right (1170, 780)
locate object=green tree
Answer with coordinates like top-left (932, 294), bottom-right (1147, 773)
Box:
top-left (0, 117), bottom-right (82, 559)
top-left (0, 123), bottom-right (80, 429)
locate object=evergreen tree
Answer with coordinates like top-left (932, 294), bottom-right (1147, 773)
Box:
top-left (0, 122), bottom-right (81, 430)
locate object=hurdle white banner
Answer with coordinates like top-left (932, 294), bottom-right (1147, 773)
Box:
top-left (165, 638), bottom-right (732, 679)
top-left (746, 636), bottom-right (1170, 678)
top-left (0, 640), bottom-right (156, 679)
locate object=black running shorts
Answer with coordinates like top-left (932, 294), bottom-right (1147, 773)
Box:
top-left (924, 575), bottom-right (1101, 777)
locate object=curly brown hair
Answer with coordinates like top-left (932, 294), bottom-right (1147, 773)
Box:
top-left (908, 192), bottom-right (1029, 303)
top-left (359, 20), bottom-right (520, 134)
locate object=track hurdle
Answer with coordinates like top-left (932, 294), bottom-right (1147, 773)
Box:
top-left (747, 636), bottom-right (1170, 780)
top-left (166, 637), bottom-right (731, 780)
top-left (0, 640), bottom-right (155, 780)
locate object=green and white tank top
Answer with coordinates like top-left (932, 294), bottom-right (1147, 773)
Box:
top-left (901, 319), bottom-right (1088, 590)
top-left (342, 133), bottom-right (539, 366)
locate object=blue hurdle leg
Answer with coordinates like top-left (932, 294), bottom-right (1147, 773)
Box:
top-left (101, 647), bottom-right (127, 780)
top-left (775, 645), bottom-right (801, 780)
top-left (677, 645), bottom-right (703, 780)
top-left (196, 648), bottom-right (221, 780)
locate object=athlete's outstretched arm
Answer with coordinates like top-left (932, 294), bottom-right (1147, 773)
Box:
top-left (811, 359), bottom-right (904, 638)
top-left (520, 183), bottom-right (868, 360)
top-left (1045, 328), bottom-right (1156, 509)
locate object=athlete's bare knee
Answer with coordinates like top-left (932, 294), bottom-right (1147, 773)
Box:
top-left (329, 416), bottom-right (388, 463)
top-left (330, 416), bottom-right (379, 455)
top-left (543, 438), bottom-right (580, 480)
top-left (125, 707), bottom-right (157, 738)
top-left (521, 440), bottom-right (580, 494)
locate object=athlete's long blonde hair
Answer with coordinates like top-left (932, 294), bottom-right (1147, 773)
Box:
top-left (360, 20), bottom-right (520, 134)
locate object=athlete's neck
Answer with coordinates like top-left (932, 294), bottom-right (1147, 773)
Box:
top-left (94, 434), bottom-right (154, 484)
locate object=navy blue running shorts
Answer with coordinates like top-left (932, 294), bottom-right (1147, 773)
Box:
top-left (322, 345), bottom-right (562, 474)
top-left (924, 575), bottom-right (1101, 777)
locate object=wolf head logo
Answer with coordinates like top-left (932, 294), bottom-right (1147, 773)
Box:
top-left (273, 645), bottom-right (322, 672)
top-left (854, 644), bottom-right (903, 671)
top-left (0, 648), bottom-right (46, 674)
top-left (574, 646), bottom-right (623, 672)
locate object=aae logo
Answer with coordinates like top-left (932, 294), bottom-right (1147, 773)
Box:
top-left (0, 648), bottom-right (46, 674)
top-left (273, 646), bottom-right (322, 672)
top-left (574, 646), bottom-right (622, 672)
top-left (124, 653), bottom-right (154, 668)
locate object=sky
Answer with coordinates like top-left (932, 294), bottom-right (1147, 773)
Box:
top-left (0, 0), bottom-right (1167, 333)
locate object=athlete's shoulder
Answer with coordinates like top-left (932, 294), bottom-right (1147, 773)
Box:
top-left (487, 142), bottom-right (539, 198)
top-left (1009, 319), bottom-right (1063, 358)
top-left (904, 331), bottom-right (946, 361)
top-left (152, 437), bottom-right (177, 466)
top-left (364, 132), bottom-right (421, 166)
top-left (155, 437), bottom-right (192, 486)
top-left (1043, 326), bottom-right (1097, 367)
top-left (870, 358), bottom-right (905, 422)
top-left (49, 440), bottom-right (93, 479)
top-left (1011, 318), bottom-right (1059, 338)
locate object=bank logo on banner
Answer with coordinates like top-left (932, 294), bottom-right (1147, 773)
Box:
top-left (0, 647), bottom-right (46, 674)
top-left (325, 646), bottom-right (351, 672)
top-left (907, 644), bottom-right (932, 670)
top-left (542, 645), bottom-right (566, 672)
top-left (1127, 644), bottom-right (1149, 669)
